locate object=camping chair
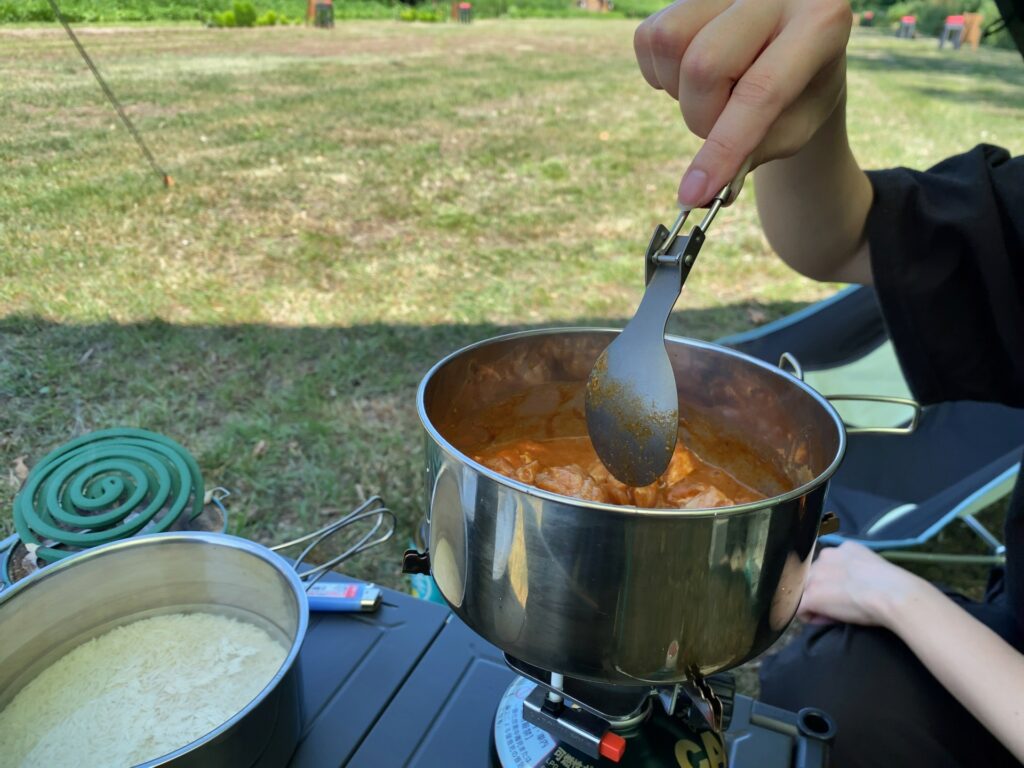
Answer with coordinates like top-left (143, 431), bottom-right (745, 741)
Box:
top-left (719, 286), bottom-right (1024, 565)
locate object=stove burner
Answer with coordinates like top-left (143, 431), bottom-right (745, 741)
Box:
top-left (492, 675), bottom-right (836, 768)
top-left (493, 676), bottom-right (726, 768)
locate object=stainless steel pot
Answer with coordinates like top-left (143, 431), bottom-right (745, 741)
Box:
top-left (417, 329), bottom-right (846, 685)
top-left (0, 532), bottom-right (308, 767)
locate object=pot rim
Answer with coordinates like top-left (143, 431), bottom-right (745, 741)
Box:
top-left (0, 531), bottom-right (309, 767)
top-left (417, 326), bottom-right (848, 518)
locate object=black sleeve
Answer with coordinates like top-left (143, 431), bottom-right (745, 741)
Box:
top-left (865, 144), bottom-right (1024, 408)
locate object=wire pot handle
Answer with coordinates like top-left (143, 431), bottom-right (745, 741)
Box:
top-left (270, 496), bottom-right (396, 590)
top-left (777, 352), bottom-right (804, 381)
top-left (777, 353), bottom-right (920, 436)
top-left (825, 395), bottom-right (922, 436)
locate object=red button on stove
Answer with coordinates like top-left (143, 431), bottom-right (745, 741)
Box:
top-left (599, 732), bottom-right (626, 763)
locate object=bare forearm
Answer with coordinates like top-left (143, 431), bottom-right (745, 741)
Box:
top-left (879, 577), bottom-right (1024, 761)
top-left (753, 91), bottom-right (873, 285)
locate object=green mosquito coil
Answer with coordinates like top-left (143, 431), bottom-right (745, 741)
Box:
top-left (12, 428), bottom-right (204, 564)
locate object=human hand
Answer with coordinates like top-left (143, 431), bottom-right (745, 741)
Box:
top-left (797, 542), bottom-right (925, 629)
top-left (633, 0), bottom-right (852, 206)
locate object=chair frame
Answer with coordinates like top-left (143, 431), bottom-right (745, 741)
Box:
top-left (718, 287), bottom-right (1019, 566)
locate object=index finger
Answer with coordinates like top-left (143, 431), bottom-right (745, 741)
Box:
top-left (678, 9), bottom-right (849, 205)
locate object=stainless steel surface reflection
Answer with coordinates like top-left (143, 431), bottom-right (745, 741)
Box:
top-left (418, 329), bottom-right (846, 684)
top-left (0, 533), bottom-right (308, 767)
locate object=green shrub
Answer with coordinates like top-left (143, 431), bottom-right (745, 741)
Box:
top-left (607, 0), bottom-right (666, 18)
top-left (333, 1), bottom-right (395, 18)
top-left (212, 8), bottom-right (236, 24)
top-left (397, 4), bottom-right (444, 20)
top-left (256, 9), bottom-right (278, 23)
top-left (0, 1), bottom-right (58, 22)
top-left (415, 6), bottom-right (443, 19)
top-left (467, 0), bottom-right (618, 19)
top-left (0, 0), bottom-right (312, 23)
top-left (232, 0), bottom-right (258, 24)
top-left (915, 1), bottom-right (957, 35)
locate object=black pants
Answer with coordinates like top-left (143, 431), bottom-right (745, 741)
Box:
top-left (759, 576), bottom-right (1022, 768)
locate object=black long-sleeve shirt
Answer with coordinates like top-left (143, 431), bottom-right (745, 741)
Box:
top-left (866, 144), bottom-right (1024, 631)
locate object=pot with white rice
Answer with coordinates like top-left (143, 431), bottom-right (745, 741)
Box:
top-left (0, 532), bottom-right (308, 767)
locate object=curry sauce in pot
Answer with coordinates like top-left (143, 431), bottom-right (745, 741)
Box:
top-left (449, 380), bottom-right (791, 510)
top-left (475, 437), bottom-right (764, 509)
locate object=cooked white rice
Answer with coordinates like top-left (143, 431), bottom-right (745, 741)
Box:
top-left (0, 612), bottom-right (288, 768)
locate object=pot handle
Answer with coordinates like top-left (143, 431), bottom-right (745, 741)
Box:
top-left (778, 352), bottom-right (804, 381)
top-left (777, 353), bottom-right (921, 435)
top-left (271, 496), bottom-right (396, 588)
top-left (824, 394), bottom-right (922, 435)
top-left (0, 534), bottom-right (17, 594)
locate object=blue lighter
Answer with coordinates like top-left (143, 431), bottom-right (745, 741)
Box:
top-left (306, 581), bottom-right (382, 613)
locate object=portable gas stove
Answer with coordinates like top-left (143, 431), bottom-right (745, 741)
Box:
top-left (489, 656), bottom-right (833, 768)
top-left (285, 571), bottom-right (834, 768)
top-left (401, 552), bottom-right (834, 768)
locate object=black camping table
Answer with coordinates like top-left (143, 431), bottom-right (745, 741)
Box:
top-left (282, 575), bottom-right (830, 768)
top-left (286, 576), bottom-right (510, 767)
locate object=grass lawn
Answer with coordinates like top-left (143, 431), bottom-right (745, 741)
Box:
top-left (1, 21), bottom-right (1022, 590)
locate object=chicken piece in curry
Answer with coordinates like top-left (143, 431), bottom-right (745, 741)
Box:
top-left (474, 436), bottom-right (764, 509)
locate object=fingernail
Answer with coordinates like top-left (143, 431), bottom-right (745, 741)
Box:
top-left (678, 168), bottom-right (708, 206)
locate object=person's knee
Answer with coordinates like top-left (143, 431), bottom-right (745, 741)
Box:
top-left (758, 623), bottom-right (969, 768)
top-left (759, 624), bottom-right (858, 715)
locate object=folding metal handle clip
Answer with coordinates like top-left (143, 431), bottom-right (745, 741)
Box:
top-left (644, 183), bottom-right (732, 287)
